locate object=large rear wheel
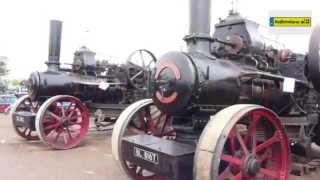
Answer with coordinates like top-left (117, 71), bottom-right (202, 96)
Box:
top-left (194, 104), bottom-right (289, 180)
top-left (35, 95), bottom-right (89, 150)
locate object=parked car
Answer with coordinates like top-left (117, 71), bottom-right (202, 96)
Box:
top-left (0, 95), bottom-right (17, 113)
top-left (14, 86), bottom-right (28, 98)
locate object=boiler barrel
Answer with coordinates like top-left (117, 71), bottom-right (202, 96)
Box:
top-left (27, 71), bottom-right (124, 103)
top-left (28, 71), bottom-right (73, 100)
top-left (153, 51), bottom-right (293, 115)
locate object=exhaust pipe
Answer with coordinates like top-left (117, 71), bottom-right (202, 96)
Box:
top-left (185, 0), bottom-right (211, 53)
top-left (47, 20), bottom-right (62, 71)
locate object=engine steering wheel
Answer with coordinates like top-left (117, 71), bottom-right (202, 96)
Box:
top-left (126, 49), bottom-right (157, 89)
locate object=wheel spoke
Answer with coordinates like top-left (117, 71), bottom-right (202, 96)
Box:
top-left (146, 59), bottom-right (154, 68)
top-left (69, 128), bottom-right (80, 133)
top-left (160, 114), bottom-right (169, 136)
top-left (221, 154), bottom-right (242, 166)
top-left (30, 104), bottom-right (36, 113)
top-left (33, 102), bottom-right (40, 111)
top-left (231, 172), bottom-right (242, 180)
top-left (234, 127), bottom-right (249, 155)
top-left (70, 115), bottom-right (82, 121)
top-left (244, 128), bottom-right (257, 155)
top-left (69, 121), bottom-right (81, 126)
top-left (22, 99), bottom-right (32, 110)
top-left (24, 129), bottom-right (30, 136)
top-left (66, 101), bottom-right (74, 111)
top-left (53, 131), bottom-right (62, 143)
top-left (42, 118), bottom-right (56, 124)
top-left (23, 127), bottom-right (28, 134)
top-left (259, 168), bottom-right (279, 178)
top-left (27, 129), bottom-right (32, 136)
top-left (246, 112), bottom-right (260, 153)
top-left (66, 127), bottom-right (73, 140)
top-left (257, 150), bottom-right (271, 162)
top-left (67, 108), bottom-right (76, 118)
top-left (136, 166), bottom-right (143, 175)
top-left (138, 111), bottom-right (147, 132)
top-left (256, 133), bottom-right (278, 152)
top-left (63, 132), bottom-right (68, 144)
top-left (130, 70), bottom-right (144, 81)
top-left (145, 106), bottom-right (152, 121)
top-left (60, 103), bottom-right (66, 117)
top-left (154, 112), bottom-right (163, 128)
top-left (47, 111), bottom-right (62, 121)
top-left (44, 122), bottom-right (60, 131)
top-left (139, 50), bottom-right (145, 68)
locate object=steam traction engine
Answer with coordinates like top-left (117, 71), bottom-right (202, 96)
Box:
top-left (112, 0), bottom-right (320, 179)
top-left (11, 20), bottom-right (156, 150)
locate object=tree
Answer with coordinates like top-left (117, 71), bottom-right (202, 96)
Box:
top-left (0, 56), bottom-right (9, 76)
top-left (0, 56), bottom-right (9, 93)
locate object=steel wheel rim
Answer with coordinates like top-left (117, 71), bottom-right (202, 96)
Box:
top-left (36, 95), bottom-right (89, 150)
top-left (11, 95), bottom-right (39, 140)
top-left (112, 99), bottom-right (174, 180)
top-left (194, 105), bottom-right (289, 180)
top-left (216, 109), bottom-right (288, 179)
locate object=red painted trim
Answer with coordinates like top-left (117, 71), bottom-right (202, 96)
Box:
top-left (154, 62), bottom-right (181, 104)
top-left (155, 62), bottom-right (181, 80)
top-left (156, 91), bottom-right (178, 104)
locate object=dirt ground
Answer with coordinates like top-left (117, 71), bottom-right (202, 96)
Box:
top-left (0, 114), bottom-right (318, 180)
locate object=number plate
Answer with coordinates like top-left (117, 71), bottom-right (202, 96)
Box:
top-left (15, 115), bottom-right (25, 123)
top-left (133, 147), bottom-right (159, 164)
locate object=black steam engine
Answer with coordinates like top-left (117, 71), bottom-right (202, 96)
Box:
top-left (11, 20), bottom-right (156, 150)
top-left (112, 0), bottom-right (320, 179)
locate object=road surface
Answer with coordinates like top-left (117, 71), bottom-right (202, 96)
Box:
top-left (0, 114), bottom-right (318, 180)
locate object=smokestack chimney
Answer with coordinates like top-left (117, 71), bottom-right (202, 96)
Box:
top-left (185, 0), bottom-right (211, 53)
top-left (47, 20), bottom-right (62, 71)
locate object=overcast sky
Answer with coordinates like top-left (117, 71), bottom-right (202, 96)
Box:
top-left (0, 0), bottom-right (319, 79)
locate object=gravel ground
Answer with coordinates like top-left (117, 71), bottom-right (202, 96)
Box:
top-left (0, 114), bottom-right (318, 180)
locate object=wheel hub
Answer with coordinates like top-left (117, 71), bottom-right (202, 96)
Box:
top-left (244, 154), bottom-right (260, 176)
top-left (61, 117), bottom-right (70, 127)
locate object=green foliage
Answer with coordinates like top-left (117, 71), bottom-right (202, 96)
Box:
top-left (9, 79), bottom-right (19, 86)
top-left (0, 56), bottom-right (9, 77)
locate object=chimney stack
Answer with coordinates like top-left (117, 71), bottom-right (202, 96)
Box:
top-left (185, 0), bottom-right (211, 53)
top-left (47, 20), bottom-right (62, 71)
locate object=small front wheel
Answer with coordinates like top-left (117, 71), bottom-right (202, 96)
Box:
top-left (11, 95), bottom-right (40, 140)
top-left (112, 99), bottom-right (175, 179)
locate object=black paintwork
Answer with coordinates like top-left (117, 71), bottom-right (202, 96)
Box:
top-left (147, 0), bottom-right (320, 171)
top-left (122, 135), bottom-right (194, 180)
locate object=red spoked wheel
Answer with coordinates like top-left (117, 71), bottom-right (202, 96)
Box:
top-left (112, 99), bottom-right (175, 180)
top-left (10, 95), bottom-right (40, 140)
top-left (35, 95), bottom-right (89, 150)
top-left (194, 104), bottom-right (289, 180)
